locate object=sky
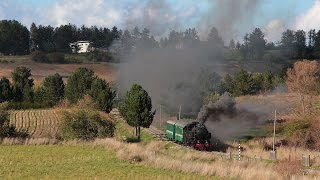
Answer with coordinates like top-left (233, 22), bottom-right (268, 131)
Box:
top-left (1, 0), bottom-right (320, 42)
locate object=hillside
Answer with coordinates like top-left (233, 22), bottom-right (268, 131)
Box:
top-left (0, 56), bottom-right (117, 86)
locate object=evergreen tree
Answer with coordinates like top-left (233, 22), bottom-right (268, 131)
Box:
top-left (0, 77), bottom-right (12, 102)
top-left (42, 73), bottom-right (65, 106)
top-left (120, 84), bottom-right (155, 141)
top-left (11, 67), bottom-right (34, 102)
top-left (90, 78), bottom-right (116, 113)
top-left (65, 68), bottom-right (96, 104)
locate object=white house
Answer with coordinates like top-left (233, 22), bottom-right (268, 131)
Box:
top-left (69, 41), bottom-right (94, 53)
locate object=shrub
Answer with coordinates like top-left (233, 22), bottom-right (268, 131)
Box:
top-left (47, 52), bottom-right (66, 63)
top-left (59, 109), bottom-right (115, 140)
top-left (86, 50), bottom-right (113, 62)
top-left (290, 126), bottom-right (320, 150)
top-left (0, 110), bottom-right (28, 137)
top-left (30, 50), bottom-right (49, 63)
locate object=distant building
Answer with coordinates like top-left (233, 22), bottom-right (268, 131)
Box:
top-left (69, 41), bottom-right (94, 53)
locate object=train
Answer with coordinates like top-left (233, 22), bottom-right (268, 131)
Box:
top-left (165, 120), bottom-right (211, 151)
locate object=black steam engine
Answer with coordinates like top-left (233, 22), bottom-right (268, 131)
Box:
top-left (166, 120), bottom-right (212, 151)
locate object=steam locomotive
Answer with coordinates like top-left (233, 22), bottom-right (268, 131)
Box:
top-left (166, 120), bottom-right (211, 151)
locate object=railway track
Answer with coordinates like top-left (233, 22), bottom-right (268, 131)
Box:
top-left (144, 126), bottom-right (166, 139)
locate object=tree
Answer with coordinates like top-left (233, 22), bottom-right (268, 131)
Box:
top-left (120, 84), bottom-right (155, 141)
top-left (11, 67), bottom-right (34, 102)
top-left (0, 77), bottom-right (12, 103)
top-left (90, 78), bottom-right (116, 113)
top-left (54, 24), bottom-right (77, 52)
top-left (261, 71), bottom-right (276, 92)
top-left (222, 74), bottom-right (234, 93)
top-left (247, 28), bottom-right (266, 60)
top-left (314, 30), bottom-right (320, 58)
top-left (207, 27), bottom-right (223, 46)
top-left (65, 67), bottom-right (96, 104)
top-left (42, 73), bottom-right (65, 106)
top-left (183, 28), bottom-right (200, 47)
top-left (295, 30), bottom-right (306, 59)
top-left (232, 69), bottom-right (255, 96)
top-left (229, 39), bottom-right (235, 49)
top-left (286, 60), bottom-right (320, 115)
top-left (280, 29), bottom-right (296, 58)
top-left (0, 20), bottom-right (30, 55)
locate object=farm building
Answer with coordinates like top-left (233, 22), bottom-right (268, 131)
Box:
top-left (69, 41), bottom-right (94, 53)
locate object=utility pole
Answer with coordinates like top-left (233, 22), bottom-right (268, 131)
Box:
top-left (116, 85), bottom-right (120, 99)
top-left (273, 109), bottom-right (277, 151)
top-left (159, 104), bottom-right (162, 127)
top-left (178, 105), bottom-right (181, 120)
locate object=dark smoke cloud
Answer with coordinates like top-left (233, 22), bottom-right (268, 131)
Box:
top-left (197, 92), bottom-right (268, 140)
top-left (117, 46), bottom-right (218, 113)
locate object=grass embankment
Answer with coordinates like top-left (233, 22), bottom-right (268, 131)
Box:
top-left (0, 145), bottom-right (207, 180)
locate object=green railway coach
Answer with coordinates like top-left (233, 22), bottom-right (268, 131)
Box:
top-left (165, 120), bottom-right (195, 144)
top-left (166, 120), bottom-right (176, 140)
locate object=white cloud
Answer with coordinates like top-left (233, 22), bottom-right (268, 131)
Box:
top-left (295, 0), bottom-right (320, 31)
top-left (41, 0), bottom-right (123, 27)
top-left (263, 19), bottom-right (286, 43)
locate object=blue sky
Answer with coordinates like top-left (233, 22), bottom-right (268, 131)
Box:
top-left (1, 0), bottom-right (319, 42)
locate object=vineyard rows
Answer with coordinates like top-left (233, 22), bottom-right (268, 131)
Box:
top-left (9, 109), bottom-right (60, 138)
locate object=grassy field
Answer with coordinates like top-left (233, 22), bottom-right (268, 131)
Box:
top-left (0, 145), bottom-right (212, 180)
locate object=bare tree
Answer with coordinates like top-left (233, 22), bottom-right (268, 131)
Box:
top-left (286, 60), bottom-right (320, 115)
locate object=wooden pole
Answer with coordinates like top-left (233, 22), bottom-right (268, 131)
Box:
top-left (178, 105), bottom-right (181, 120)
top-left (159, 104), bottom-right (162, 126)
top-left (273, 110), bottom-right (276, 151)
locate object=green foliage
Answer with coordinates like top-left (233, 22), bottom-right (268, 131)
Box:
top-left (33, 73), bottom-right (64, 107)
top-left (22, 83), bottom-right (34, 102)
top-left (30, 50), bottom-right (49, 63)
top-left (86, 50), bottom-right (113, 62)
top-left (279, 120), bottom-right (310, 138)
top-left (0, 77), bottom-right (12, 103)
top-left (7, 101), bottom-right (46, 110)
top-left (222, 74), bottom-right (234, 93)
top-left (0, 110), bottom-right (28, 137)
top-left (65, 67), bottom-right (96, 104)
top-left (90, 78), bottom-right (116, 113)
top-left (247, 28), bottom-right (266, 59)
top-left (59, 109), bottom-right (115, 140)
top-left (11, 67), bottom-right (34, 102)
top-left (47, 52), bottom-right (66, 63)
top-left (42, 73), bottom-right (65, 106)
top-left (31, 51), bottom-right (66, 64)
top-left (232, 69), bottom-right (255, 96)
top-left (221, 70), bottom-right (279, 96)
top-left (0, 20), bottom-right (30, 55)
top-left (120, 84), bottom-right (155, 140)
top-left (203, 92), bottom-right (220, 105)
